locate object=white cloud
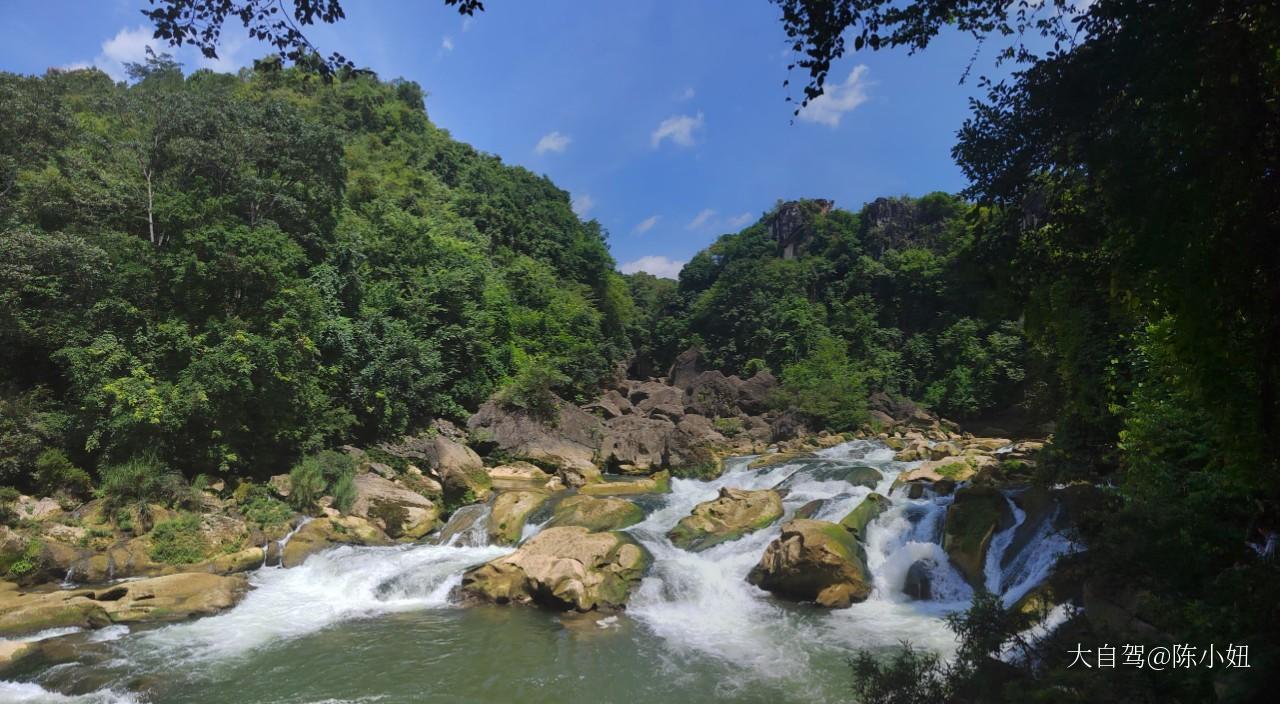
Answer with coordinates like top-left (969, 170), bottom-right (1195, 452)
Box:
top-left (798, 64), bottom-right (872, 128)
top-left (686, 208), bottom-right (716, 230)
top-left (441, 36), bottom-right (455, 52)
top-left (535, 131), bottom-right (571, 155)
top-left (651, 112), bottom-right (704, 148)
top-left (727, 211), bottom-right (754, 228)
top-left (679, 87), bottom-right (695, 101)
top-left (92, 26), bottom-right (154, 81)
top-left (571, 194), bottom-right (595, 217)
top-left (196, 33), bottom-right (245, 73)
top-left (633, 215), bottom-right (660, 234)
top-left (620, 255), bottom-right (685, 279)
top-left (462, 17), bottom-right (474, 32)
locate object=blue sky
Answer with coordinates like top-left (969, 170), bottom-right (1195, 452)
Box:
top-left (0, 1), bottom-right (1004, 278)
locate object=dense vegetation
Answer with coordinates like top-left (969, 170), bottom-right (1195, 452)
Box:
top-left (767, 0), bottom-right (1280, 701)
top-left (628, 194), bottom-right (1037, 430)
top-left (0, 56), bottom-right (630, 485)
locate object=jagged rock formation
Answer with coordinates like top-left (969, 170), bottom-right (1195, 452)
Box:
top-left (769, 199), bottom-right (834, 259)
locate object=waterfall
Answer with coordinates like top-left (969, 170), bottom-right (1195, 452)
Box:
top-left (434, 503), bottom-right (492, 547)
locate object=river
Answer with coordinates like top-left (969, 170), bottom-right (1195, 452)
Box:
top-left (1, 440), bottom-right (1072, 703)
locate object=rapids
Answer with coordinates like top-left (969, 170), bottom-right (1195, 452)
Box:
top-left (1, 441), bottom-right (1073, 703)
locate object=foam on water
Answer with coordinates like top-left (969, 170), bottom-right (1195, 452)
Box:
top-left (0, 681), bottom-right (142, 704)
top-left (132, 542), bottom-right (511, 665)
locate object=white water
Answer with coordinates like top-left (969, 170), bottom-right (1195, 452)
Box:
top-left (8, 440), bottom-right (1076, 702)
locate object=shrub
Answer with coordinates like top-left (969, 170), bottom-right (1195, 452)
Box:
top-left (288, 450), bottom-right (356, 511)
top-left (96, 453), bottom-right (190, 529)
top-left (240, 485), bottom-right (294, 528)
top-left (34, 449), bottom-right (92, 499)
top-left (0, 486), bottom-right (21, 526)
top-left (496, 356), bottom-right (569, 419)
top-left (3, 538), bottom-right (44, 578)
top-left (777, 337), bottom-right (869, 432)
top-left (742, 358), bottom-right (770, 376)
top-left (712, 417), bottom-right (743, 436)
top-left (331, 473), bottom-right (356, 513)
top-left (148, 513), bottom-right (210, 565)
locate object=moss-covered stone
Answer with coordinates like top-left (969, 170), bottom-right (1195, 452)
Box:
top-left (577, 471), bottom-right (671, 496)
top-left (488, 490), bottom-right (549, 545)
top-left (748, 451), bottom-right (812, 469)
top-left (942, 485), bottom-right (1014, 589)
top-left (838, 492), bottom-right (891, 542)
top-left (747, 519), bottom-right (871, 608)
top-left (668, 488), bottom-right (783, 551)
top-left (546, 495), bottom-right (644, 532)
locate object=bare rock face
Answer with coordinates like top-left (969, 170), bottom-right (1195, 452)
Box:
top-left (683, 371), bottom-right (741, 418)
top-left (747, 519), bottom-right (872, 608)
top-left (349, 474), bottom-right (440, 540)
top-left (461, 526), bottom-right (650, 611)
top-left (628, 381), bottom-right (684, 416)
top-left (667, 347), bottom-right (704, 391)
top-left (599, 415), bottom-right (674, 473)
top-left (380, 433), bottom-right (491, 503)
top-left (467, 400), bottom-right (602, 472)
top-left (769, 199), bottom-right (833, 258)
top-left (737, 371), bottom-right (778, 415)
top-left (668, 488), bottom-right (783, 551)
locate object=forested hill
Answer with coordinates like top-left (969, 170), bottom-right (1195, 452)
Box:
top-left (1, 56), bottom-right (632, 480)
top-left (626, 196), bottom-right (1040, 431)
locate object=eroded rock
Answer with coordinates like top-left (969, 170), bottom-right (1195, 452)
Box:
top-left (547, 495), bottom-right (643, 532)
top-left (747, 519), bottom-right (871, 608)
top-left (462, 526), bottom-right (650, 611)
top-left (668, 488), bottom-right (782, 551)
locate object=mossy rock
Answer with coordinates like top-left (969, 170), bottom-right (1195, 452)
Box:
top-left (577, 471), bottom-right (671, 496)
top-left (667, 488), bottom-right (783, 551)
top-left (839, 492), bottom-right (891, 542)
top-left (748, 451), bottom-right (813, 470)
top-left (547, 495), bottom-right (644, 532)
top-left (462, 526), bottom-right (651, 611)
top-left (747, 519), bottom-right (872, 608)
top-left (942, 485), bottom-right (1014, 589)
top-left (488, 491), bottom-right (549, 545)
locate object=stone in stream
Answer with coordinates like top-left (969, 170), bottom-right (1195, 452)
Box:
top-left (903, 560), bottom-right (932, 600)
top-left (488, 491), bottom-right (549, 545)
top-left (794, 499), bottom-right (826, 519)
top-left (577, 471), bottom-right (671, 496)
top-left (462, 526), bottom-right (650, 611)
top-left (0, 572), bottom-right (249, 637)
top-left (942, 485), bottom-right (1015, 589)
top-left (349, 474), bottom-right (441, 540)
top-left (667, 488), bottom-right (784, 552)
top-left (747, 519), bottom-right (872, 608)
top-left (281, 516), bottom-right (389, 568)
top-left (838, 492), bottom-right (891, 542)
top-left (546, 495), bottom-right (644, 532)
